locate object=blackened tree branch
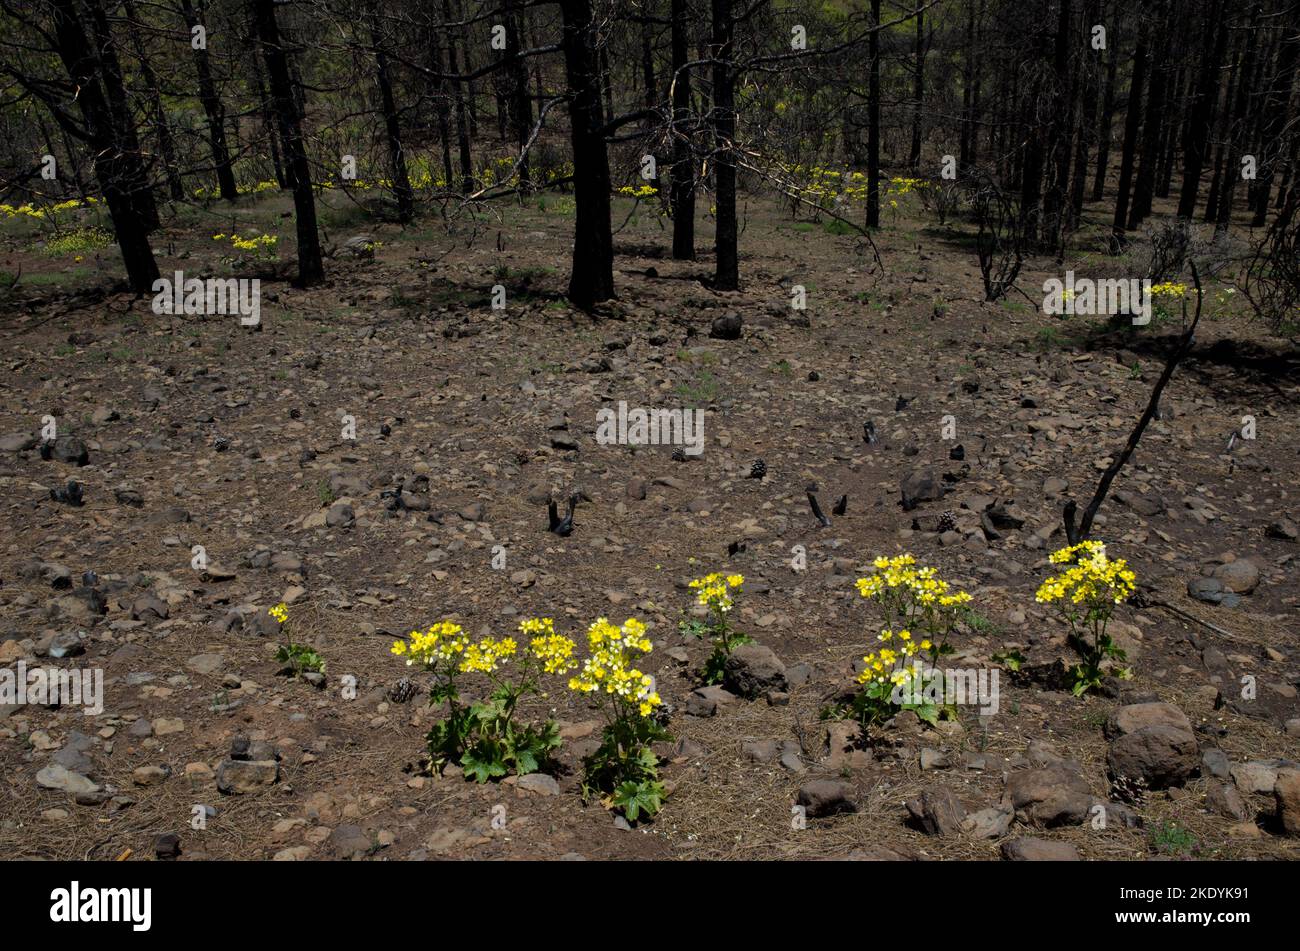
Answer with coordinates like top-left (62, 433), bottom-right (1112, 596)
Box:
top-left (1064, 263), bottom-right (1205, 545)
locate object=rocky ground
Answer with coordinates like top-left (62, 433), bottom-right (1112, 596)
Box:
top-left (1, 191), bottom-right (1297, 860)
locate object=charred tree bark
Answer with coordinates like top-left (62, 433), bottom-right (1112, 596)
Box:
top-left (48, 0), bottom-right (159, 291)
top-left (1091, 15), bottom-right (1117, 202)
top-left (250, 0), bottom-right (324, 286)
top-left (1250, 25), bottom-right (1299, 226)
top-left (442, 0), bottom-right (474, 192)
top-left (908, 6), bottom-right (925, 168)
top-left (1111, 21), bottom-right (1148, 250)
top-left (121, 0), bottom-right (183, 201)
top-left (1128, 3), bottom-right (1169, 229)
top-left (504, 0), bottom-right (533, 190)
top-left (1176, 0), bottom-right (1228, 218)
top-left (369, 12), bottom-right (415, 222)
top-left (711, 0), bottom-right (738, 290)
top-left (180, 0), bottom-right (237, 202)
top-left (866, 0), bottom-right (881, 228)
top-left (670, 0), bottom-right (695, 259)
top-left (559, 0), bottom-right (614, 308)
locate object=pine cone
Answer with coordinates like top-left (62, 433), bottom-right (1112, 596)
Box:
top-left (749, 459), bottom-right (767, 480)
top-left (938, 510), bottom-right (957, 533)
top-left (389, 677), bottom-right (417, 704)
top-left (672, 446), bottom-right (687, 462)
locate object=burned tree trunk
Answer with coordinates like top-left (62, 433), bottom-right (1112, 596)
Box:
top-left (559, 0), bottom-right (614, 308)
top-left (670, 0), bottom-right (695, 259)
top-left (866, 0), bottom-right (881, 228)
top-left (370, 12), bottom-right (415, 222)
top-left (180, 0), bottom-right (238, 202)
top-left (48, 0), bottom-right (159, 292)
top-left (711, 0), bottom-right (738, 290)
top-left (251, 0), bottom-right (324, 286)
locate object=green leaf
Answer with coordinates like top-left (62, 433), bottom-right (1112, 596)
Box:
top-left (611, 780), bottom-right (665, 822)
top-left (461, 749), bottom-right (507, 784)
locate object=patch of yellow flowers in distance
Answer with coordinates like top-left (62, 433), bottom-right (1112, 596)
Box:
top-left (212, 232), bottom-right (278, 252)
top-left (1, 196), bottom-right (101, 219)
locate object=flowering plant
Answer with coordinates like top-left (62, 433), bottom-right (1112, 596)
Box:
top-left (681, 572), bottom-right (749, 684)
top-left (568, 617), bottom-right (668, 821)
top-left (1035, 541), bottom-right (1136, 695)
top-left (267, 602), bottom-right (325, 676)
top-left (836, 555), bottom-right (971, 726)
top-left (392, 618), bottom-right (574, 782)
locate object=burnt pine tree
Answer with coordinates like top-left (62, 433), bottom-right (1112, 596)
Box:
top-left (180, 0), bottom-right (238, 202)
top-left (711, 0), bottom-right (738, 290)
top-left (369, 8), bottom-right (415, 222)
top-left (32, 0), bottom-right (161, 291)
top-left (503, 0), bottom-right (534, 190)
top-left (442, 0), bottom-right (474, 193)
top-left (250, 0), bottom-right (324, 286)
top-left (1128, 1), bottom-right (1170, 229)
top-left (84, 0), bottom-right (159, 231)
top-left (559, 0), bottom-right (615, 307)
top-left (866, 0), bottom-right (881, 228)
top-left (670, 0), bottom-right (695, 258)
top-left (1111, 17), bottom-right (1149, 250)
top-left (1176, 0), bottom-right (1228, 218)
top-left (121, 0), bottom-right (184, 201)
top-left (1250, 21), bottom-right (1300, 226)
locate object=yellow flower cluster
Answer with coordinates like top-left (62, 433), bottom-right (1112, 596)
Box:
top-left (268, 602), bottom-right (288, 624)
top-left (857, 628), bottom-right (932, 686)
top-left (618, 184), bottom-right (659, 198)
top-left (1150, 281), bottom-right (1187, 298)
top-left (886, 176), bottom-right (930, 196)
top-left (1035, 541), bottom-right (1136, 606)
top-left (213, 233), bottom-right (278, 251)
top-left (855, 555), bottom-right (971, 608)
top-left (688, 572), bottom-right (744, 612)
top-left (568, 617), bottom-right (661, 716)
top-left (460, 636), bottom-right (517, 674)
top-left (193, 181), bottom-right (278, 199)
top-left (391, 620), bottom-right (469, 666)
top-left (1, 196), bottom-right (99, 220)
top-left (522, 618), bottom-right (578, 674)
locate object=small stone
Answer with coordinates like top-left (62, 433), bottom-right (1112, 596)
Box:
top-left (796, 780), bottom-right (857, 818)
top-left (962, 806), bottom-right (1014, 839)
top-left (154, 833), bottom-right (181, 859)
top-left (1230, 761), bottom-right (1278, 795)
top-left (1000, 837), bottom-right (1081, 861)
top-left (132, 765), bottom-right (170, 786)
top-left (1274, 769), bottom-right (1300, 836)
top-left (216, 759), bottom-right (279, 794)
top-left (1211, 559), bottom-right (1260, 595)
top-left (906, 786), bottom-right (966, 836)
top-left (516, 773), bottom-right (560, 796)
top-left (152, 717), bottom-right (185, 736)
top-left (36, 764), bottom-right (99, 795)
top-left (1205, 781), bottom-right (1251, 821)
top-left (709, 312), bottom-right (743, 340)
top-left (722, 642), bottom-right (788, 698)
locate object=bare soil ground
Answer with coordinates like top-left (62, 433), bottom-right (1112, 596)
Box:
top-left (1, 189), bottom-right (1297, 860)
